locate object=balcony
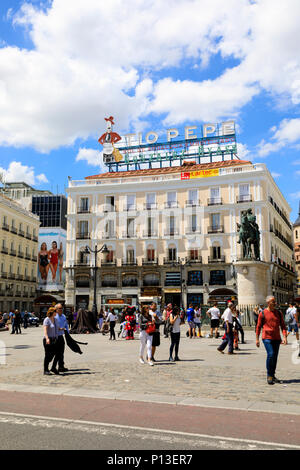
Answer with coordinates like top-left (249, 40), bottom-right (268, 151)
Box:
top-left (18, 229), bottom-right (25, 237)
top-left (102, 281), bottom-right (118, 288)
top-left (16, 274), bottom-right (24, 280)
top-left (122, 259), bottom-right (137, 266)
top-left (144, 203), bottom-right (158, 210)
top-left (25, 253), bottom-right (31, 260)
top-left (142, 230), bottom-right (158, 238)
top-left (15, 290), bottom-right (21, 297)
top-left (32, 235), bottom-right (38, 242)
top-left (274, 229), bottom-right (293, 250)
top-left (164, 202), bottom-right (179, 209)
top-left (208, 256), bottom-right (226, 263)
top-left (207, 225), bottom-right (224, 234)
top-left (103, 204), bottom-right (116, 212)
top-left (10, 249), bottom-right (16, 257)
top-left (124, 205), bottom-right (136, 212)
top-left (186, 256), bottom-right (202, 264)
top-left (0, 272), bottom-right (7, 279)
top-left (74, 259), bottom-right (90, 267)
top-left (32, 255), bottom-right (37, 262)
top-left (122, 231), bottom-right (137, 239)
top-left (142, 258), bottom-right (158, 265)
top-left (163, 257), bottom-right (179, 265)
top-left (185, 200), bottom-right (201, 207)
top-left (18, 251), bottom-right (24, 258)
top-left (237, 194), bottom-right (252, 203)
top-left (103, 232), bottom-right (117, 239)
top-left (207, 197), bottom-right (222, 206)
top-left (185, 228), bottom-right (201, 235)
top-left (77, 207), bottom-right (90, 214)
top-left (10, 226), bottom-right (17, 234)
top-left (25, 233), bottom-right (32, 240)
top-left (164, 229), bottom-right (179, 237)
top-left (101, 259), bottom-right (117, 266)
top-left (2, 223), bottom-right (10, 231)
top-left (8, 273), bottom-right (16, 280)
top-left (0, 290), bottom-right (6, 296)
top-left (76, 232), bottom-right (90, 240)
top-left (1, 247), bottom-right (8, 255)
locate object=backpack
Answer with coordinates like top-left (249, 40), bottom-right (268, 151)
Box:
top-left (285, 309), bottom-right (294, 325)
top-left (166, 316), bottom-right (173, 334)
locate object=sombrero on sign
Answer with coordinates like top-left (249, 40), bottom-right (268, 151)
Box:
top-left (105, 116), bottom-right (115, 125)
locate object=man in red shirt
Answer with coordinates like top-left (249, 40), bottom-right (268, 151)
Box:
top-left (256, 296), bottom-right (287, 385)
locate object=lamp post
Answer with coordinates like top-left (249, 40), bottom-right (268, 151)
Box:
top-left (83, 244), bottom-right (109, 318)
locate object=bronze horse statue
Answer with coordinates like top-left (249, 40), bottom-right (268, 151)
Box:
top-left (237, 209), bottom-right (260, 260)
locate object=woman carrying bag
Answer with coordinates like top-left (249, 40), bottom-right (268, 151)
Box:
top-left (138, 305), bottom-right (155, 366)
top-left (43, 307), bottom-right (59, 375)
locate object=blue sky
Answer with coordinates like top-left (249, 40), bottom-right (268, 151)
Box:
top-left (0, 0), bottom-right (300, 221)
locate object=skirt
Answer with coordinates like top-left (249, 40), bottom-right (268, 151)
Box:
top-left (152, 330), bottom-right (160, 347)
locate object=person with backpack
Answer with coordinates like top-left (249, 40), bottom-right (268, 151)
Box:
top-left (256, 296), bottom-right (287, 385)
top-left (285, 303), bottom-right (299, 343)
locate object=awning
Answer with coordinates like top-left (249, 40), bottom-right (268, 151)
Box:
top-left (139, 297), bottom-right (161, 301)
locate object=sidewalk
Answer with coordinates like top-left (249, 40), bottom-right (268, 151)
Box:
top-left (0, 325), bottom-right (299, 415)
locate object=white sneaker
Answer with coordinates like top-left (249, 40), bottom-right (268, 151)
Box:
top-left (148, 360), bottom-right (154, 366)
top-left (139, 358), bottom-right (145, 364)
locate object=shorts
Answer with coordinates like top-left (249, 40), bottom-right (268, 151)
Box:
top-left (288, 324), bottom-right (299, 333)
top-left (188, 321), bottom-right (195, 329)
top-left (211, 319), bottom-right (220, 328)
top-left (194, 322), bottom-right (202, 328)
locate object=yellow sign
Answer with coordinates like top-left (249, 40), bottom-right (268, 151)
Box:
top-left (181, 168), bottom-right (220, 180)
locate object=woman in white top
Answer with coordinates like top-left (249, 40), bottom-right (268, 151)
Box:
top-left (43, 307), bottom-right (59, 375)
top-left (169, 306), bottom-right (182, 362)
top-left (194, 306), bottom-right (202, 338)
top-left (106, 308), bottom-right (117, 340)
top-left (217, 303), bottom-right (234, 354)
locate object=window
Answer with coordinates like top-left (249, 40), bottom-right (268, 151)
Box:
top-left (189, 249), bottom-right (199, 260)
top-left (80, 198), bottom-right (89, 212)
top-left (165, 272), bottom-right (181, 286)
top-left (168, 247), bottom-right (177, 261)
top-left (167, 192), bottom-right (177, 208)
top-left (147, 217), bottom-right (154, 236)
top-left (209, 270), bottom-right (226, 285)
top-left (169, 215), bottom-right (176, 235)
top-left (211, 213), bottom-right (220, 229)
top-left (127, 218), bottom-right (135, 237)
top-left (190, 214), bottom-right (197, 232)
top-left (126, 195), bottom-right (136, 210)
top-left (147, 248), bottom-right (155, 261)
top-left (146, 193), bottom-right (156, 209)
top-left (105, 196), bottom-right (115, 211)
top-left (105, 250), bottom-right (114, 263)
top-left (102, 274), bottom-right (117, 287)
top-left (143, 273), bottom-right (159, 286)
top-left (78, 220), bottom-right (89, 237)
top-left (188, 190), bottom-right (198, 205)
top-left (296, 231), bottom-right (298, 239)
top-left (187, 271), bottom-right (203, 286)
top-left (126, 248), bottom-right (135, 263)
top-left (212, 246), bottom-right (221, 259)
top-left (238, 184), bottom-right (250, 202)
top-left (122, 274), bottom-right (138, 287)
top-left (105, 220), bottom-right (115, 237)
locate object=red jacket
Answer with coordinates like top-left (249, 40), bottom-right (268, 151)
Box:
top-left (256, 308), bottom-right (287, 341)
top-left (98, 132), bottom-right (121, 145)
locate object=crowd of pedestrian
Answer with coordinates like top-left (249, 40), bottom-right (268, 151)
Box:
top-left (2, 295), bottom-right (299, 385)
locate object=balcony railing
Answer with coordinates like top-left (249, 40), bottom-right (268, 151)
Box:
top-left (144, 203), bottom-right (158, 210)
top-left (2, 223), bottom-right (10, 231)
top-left (185, 228), bottom-right (201, 235)
top-left (207, 197), bottom-right (222, 206)
top-left (186, 256), bottom-right (202, 264)
top-left (18, 251), bottom-right (24, 258)
top-left (10, 249), bottom-right (16, 256)
top-left (124, 205), bottom-right (136, 211)
top-left (101, 259), bottom-right (116, 266)
top-left (25, 253), bottom-right (31, 260)
top-left (164, 229), bottom-right (179, 236)
top-left (185, 200), bottom-right (201, 207)
top-left (32, 235), bottom-right (38, 242)
top-left (0, 272), bottom-right (7, 279)
top-left (10, 226), bottom-right (17, 234)
top-left (207, 225), bottom-right (224, 234)
top-left (122, 259), bottom-right (137, 266)
top-left (77, 207), bottom-right (90, 214)
top-left (76, 232), bottom-right (90, 240)
top-left (163, 257), bottom-right (179, 265)
top-left (75, 259), bottom-right (90, 266)
top-left (103, 232), bottom-right (117, 239)
top-left (1, 247), bottom-right (8, 254)
top-left (142, 258), bottom-right (158, 265)
top-left (237, 194), bottom-right (252, 203)
top-left (122, 231), bottom-right (137, 238)
top-left (274, 229), bottom-right (293, 250)
top-left (142, 230), bottom-right (158, 238)
top-left (164, 202), bottom-right (179, 209)
top-left (32, 255), bottom-right (37, 262)
top-left (18, 229), bottom-right (25, 237)
top-left (208, 256), bottom-right (226, 263)
top-left (103, 204), bottom-right (116, 212)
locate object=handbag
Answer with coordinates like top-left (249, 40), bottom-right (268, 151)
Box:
top-left (146, 322), bottom-right (156, 335)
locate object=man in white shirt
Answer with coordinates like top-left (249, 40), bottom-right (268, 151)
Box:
top-left (217, 302), bottom-right (234, 355)
top-left (286, 303), bottom-right (299, 341)
top-left (207, 302), bottom-right (221, 338)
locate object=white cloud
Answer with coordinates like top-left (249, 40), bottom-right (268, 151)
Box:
top-left (76, 147), bottom-right (102, 167)
top-left (257, 118), bottom-right (300, 157)
top-left (0, 0), bottom-right (300, 152)
top-left (0, 161), bottom-right (48, 185)
top-left (271, 172), bottom-right (281, 179)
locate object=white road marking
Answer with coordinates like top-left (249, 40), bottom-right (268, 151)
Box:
top-left (0, 411), bottom-right (298, 450)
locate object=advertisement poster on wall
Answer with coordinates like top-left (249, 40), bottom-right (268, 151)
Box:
top-left (37, 228), bottom-right (67, 291)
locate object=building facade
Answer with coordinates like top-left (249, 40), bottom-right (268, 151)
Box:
top-left (0, 194), bottom-right (40, 312)
top-left (293, 203), bottom-right (300, 298)
top-left (65, 159), bottom-right (295, 310)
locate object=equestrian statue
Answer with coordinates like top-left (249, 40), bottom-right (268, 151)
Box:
top-left (237, 209), bottom-right (260, 260)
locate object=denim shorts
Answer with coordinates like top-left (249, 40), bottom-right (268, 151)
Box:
top-left (288, 323), bottom-right (299, 333)
top-left (188, 321), bottom-right (195, 329)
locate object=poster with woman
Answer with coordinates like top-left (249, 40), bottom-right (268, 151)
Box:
top-left (37, 228), bottom-right (66, 291)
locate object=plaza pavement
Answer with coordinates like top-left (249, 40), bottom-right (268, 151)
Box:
top-left (0, 323), bottom-right (299, 416)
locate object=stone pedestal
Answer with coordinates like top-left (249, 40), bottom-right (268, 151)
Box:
top-left (234, 260), bottom-right (271, 306)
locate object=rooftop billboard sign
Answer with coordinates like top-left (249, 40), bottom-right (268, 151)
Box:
top-left (98, 118), bottom-right (237, 171)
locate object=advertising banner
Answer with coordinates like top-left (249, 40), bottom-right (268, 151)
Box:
top-left (37, 228), bottom-right (66, 291)
top-left (181, 168), bottom-right (220, 180)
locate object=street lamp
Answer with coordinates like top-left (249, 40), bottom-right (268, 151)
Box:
top-left (83, 244), bottom-right (109, 317)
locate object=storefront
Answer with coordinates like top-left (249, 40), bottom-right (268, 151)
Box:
top-left (33, 294), bottom-right (65, 319)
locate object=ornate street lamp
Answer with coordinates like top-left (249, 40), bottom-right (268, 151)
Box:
top-left (83, 244), bottom-right (109, 317)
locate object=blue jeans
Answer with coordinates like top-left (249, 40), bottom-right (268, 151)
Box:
top-left (219, 323), bottom-right (233, 353)
top-left (262, 339), bottom-right (281, 378)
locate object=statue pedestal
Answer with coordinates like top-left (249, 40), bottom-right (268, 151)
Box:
top-left (234, 260), bottom-right (271, 306)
